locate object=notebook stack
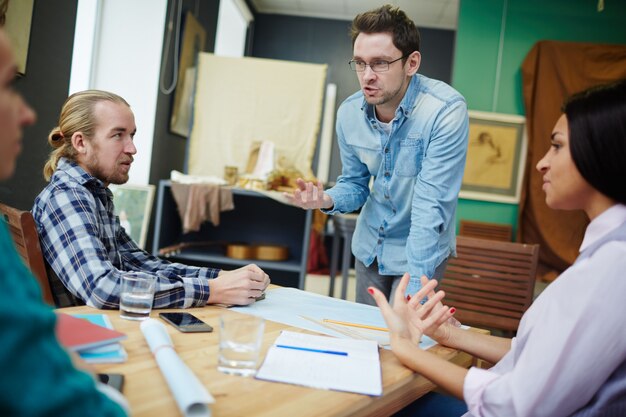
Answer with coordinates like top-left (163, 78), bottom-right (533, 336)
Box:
top-left (55, 313), bottom-right (128, 363)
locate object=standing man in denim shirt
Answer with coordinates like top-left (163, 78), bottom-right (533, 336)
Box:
top-left (286, 5), bottom-right (469, 305)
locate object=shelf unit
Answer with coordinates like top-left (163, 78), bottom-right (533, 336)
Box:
top-left (152, 180), bottom-right (312, 289)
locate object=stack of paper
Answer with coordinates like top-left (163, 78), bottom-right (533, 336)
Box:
top-left (232, 287), bottom-right (438, 350)
top-left (55, 313), bottom-right (127, 363)
top-left (256, 331), bottom-right (382, 396)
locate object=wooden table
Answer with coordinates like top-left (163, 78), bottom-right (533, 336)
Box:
top-left (59, 297), bottom-right (477, 417)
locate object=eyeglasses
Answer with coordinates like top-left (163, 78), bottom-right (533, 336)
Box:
top-left (348, 55), bottom-right (407, 72)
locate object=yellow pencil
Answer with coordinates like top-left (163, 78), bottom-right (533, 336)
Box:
top-left (323, 319), bottom-right (388, 332)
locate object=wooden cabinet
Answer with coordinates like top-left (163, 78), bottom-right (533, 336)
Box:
top-left (152, 180), bottom-right (311, 289)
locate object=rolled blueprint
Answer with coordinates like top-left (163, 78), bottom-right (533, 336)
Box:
top-left (141, 319), bottom-right (215, 417)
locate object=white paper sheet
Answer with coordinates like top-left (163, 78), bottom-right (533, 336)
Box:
top-left (141, 319), bottom-right (215, 417)
top-left (231, 287), bottom-right (438, 350)
top-left (256, 330), bottom-right (382, 396)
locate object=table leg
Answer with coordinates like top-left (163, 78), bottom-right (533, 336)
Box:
top-left (340, 232), bottom-right (352, 300)
top-left (328, 231), bottom-right (340, 297)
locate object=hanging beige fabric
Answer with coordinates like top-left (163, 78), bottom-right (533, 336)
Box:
top-left (187, 53), bottom-right (327, 181)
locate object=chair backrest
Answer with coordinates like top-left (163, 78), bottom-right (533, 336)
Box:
top-left (0, 202), bottom-right (55, 306)
top-left (440, 236), bottom-right (539, 333)
top-left (459, 219), bottom-right (513, 242)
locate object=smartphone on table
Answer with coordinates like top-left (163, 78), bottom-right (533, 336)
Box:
top-left (97, 373), bottom-right (125, 393)
top-left (159, 312), bottom-right (214, 333)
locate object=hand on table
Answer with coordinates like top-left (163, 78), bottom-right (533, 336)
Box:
top-left (209, 264), bottom-right (270, 305)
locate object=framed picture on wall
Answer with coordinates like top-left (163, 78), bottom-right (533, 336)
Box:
top-left (109, 184), bottom-right (156, 249)
top-left (459, 111), bottom-right (527, 204)
top-left (1, 0), bottom-right (35, 74)
top-left (170, 12), bottom-right (206, 137)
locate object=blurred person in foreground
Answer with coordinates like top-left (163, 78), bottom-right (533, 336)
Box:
top-left (0, 28), bottom-right (128, 416)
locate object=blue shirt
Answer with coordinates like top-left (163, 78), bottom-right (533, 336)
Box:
top-left (324, 74), bottom-right (469, 294)
top-left (32, 158), bottom-right (218, 309)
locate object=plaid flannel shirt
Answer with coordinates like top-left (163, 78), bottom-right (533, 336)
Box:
top-left (32, 158), bottom-right (218, 309)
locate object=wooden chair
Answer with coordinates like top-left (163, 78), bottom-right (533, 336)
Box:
top-left (439, 236), bottom-right (539, 335)
top-left (0, 202), bottom-right (55, 306)
top-left (459, 219), bottom-right (513, 242)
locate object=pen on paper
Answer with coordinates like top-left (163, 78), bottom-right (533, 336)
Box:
top-left (275, 344), bottom-right (348, 356)
top-left (323, 319), bottom-right (388, 332)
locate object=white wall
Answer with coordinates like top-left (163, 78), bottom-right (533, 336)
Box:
top-left (214, 0), bottom-right (253, 57)
top-left (70, 0), bottom-right (167, 186)
top-left (68, 0), bottom-right (101, 94)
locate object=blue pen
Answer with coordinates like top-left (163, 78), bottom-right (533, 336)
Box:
top-left (276, 344), bottom-right (348, 356)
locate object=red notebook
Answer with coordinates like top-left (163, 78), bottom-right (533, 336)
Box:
top-left (55, 313), bottom-right (127, 352)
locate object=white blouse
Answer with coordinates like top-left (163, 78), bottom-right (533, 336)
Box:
top-left (463, 204), bottom-right (626, 417)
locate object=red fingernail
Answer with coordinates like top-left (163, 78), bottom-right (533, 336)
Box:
top-left (406, 294), bottom-right (411, 301)
top-left (450, 307), bottom-right (456, 314)
top-left (367, 287), bottom-right (374, 295)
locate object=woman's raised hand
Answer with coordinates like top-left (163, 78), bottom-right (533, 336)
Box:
top-left (369, 273), bottom-right (456, 347)
top-left (405, 275), bottom-right (456, 346)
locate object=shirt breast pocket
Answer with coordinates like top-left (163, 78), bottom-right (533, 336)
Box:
top-left (395, 134), bottom-right (424, 177)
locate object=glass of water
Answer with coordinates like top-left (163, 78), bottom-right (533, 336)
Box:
top-left (218, 313), bottom-right (265, 377)
top-left (119, 272), bottom-right (156, 321)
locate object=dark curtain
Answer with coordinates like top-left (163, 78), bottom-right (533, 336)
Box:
top-left (519, 40), bottom-right (626, 272)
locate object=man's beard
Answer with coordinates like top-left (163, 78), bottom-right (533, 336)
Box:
top-left (363, 82), bottom-right (405, 107)
top-left (85, 156), bottom-right (130, 185)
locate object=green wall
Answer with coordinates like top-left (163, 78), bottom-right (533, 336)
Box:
top-left (452, 0), bottom-right (626, 237)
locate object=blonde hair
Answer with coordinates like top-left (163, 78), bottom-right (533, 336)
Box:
top-left (43, 90), bottom-right (130, 181)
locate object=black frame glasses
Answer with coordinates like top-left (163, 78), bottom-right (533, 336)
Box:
top-left (348, 55), bottom-right (407, 73)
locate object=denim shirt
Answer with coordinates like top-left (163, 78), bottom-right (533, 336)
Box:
top-left (324, 74), bottom-right (469, 294)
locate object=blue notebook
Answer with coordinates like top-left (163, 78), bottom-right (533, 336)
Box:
top-left (71, 314), bottom-right (128, 363)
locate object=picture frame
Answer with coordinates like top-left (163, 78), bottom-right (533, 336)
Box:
top-left (170, 12), bottom-right (206, 137)
top-left (109, 184), bottom-right (156, 249)
top-left (459, 111), bottom-right (527, 204)
top-left (1, 0), bottom-right (35, 75)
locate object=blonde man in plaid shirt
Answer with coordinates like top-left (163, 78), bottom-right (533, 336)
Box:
top-left (33, 90), bottom-right (269, 309)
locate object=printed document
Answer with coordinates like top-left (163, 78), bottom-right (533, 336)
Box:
top-left (256, 330), bottom-right (382, 396)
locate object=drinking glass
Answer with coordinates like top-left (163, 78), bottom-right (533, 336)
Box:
top-left (119, 272), bottom-right (155, 321)
top-left (217, 314), bottom-right (265, 377)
